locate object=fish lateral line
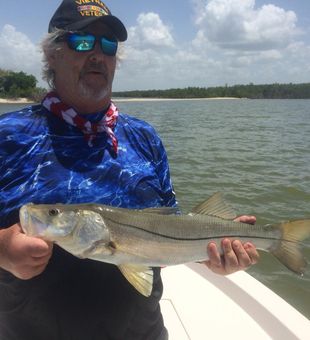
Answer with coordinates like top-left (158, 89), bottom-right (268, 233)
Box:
top-left (104, 217), bottom-right (286, 242)
top-left (104, 216), bottom-right (310, 245)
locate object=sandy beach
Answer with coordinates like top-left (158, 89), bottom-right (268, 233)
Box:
top-left (113, 97), bottom-right (240, 102)
top-left (0, 98), bottom-right (34, 104)
top-left (0, 97), bottom-right (241, 104)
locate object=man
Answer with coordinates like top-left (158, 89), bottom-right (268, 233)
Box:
top-left (0, 1), bottom-right (259, 339)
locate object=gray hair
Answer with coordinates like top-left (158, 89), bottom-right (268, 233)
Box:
top-left (41, 29), bottom-right (65, 89)
top-left (41, 29), bottom-right (124, 89)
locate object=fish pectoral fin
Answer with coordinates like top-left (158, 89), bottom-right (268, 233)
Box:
top-left (141, 207), bottom-right (179, 215)
top-left (190, 192), bottom-right (237, 220)
top-left (118, 264), bottom-right (153, 297)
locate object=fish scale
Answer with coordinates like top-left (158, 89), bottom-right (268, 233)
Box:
top-left (20, 193), bottom-right (310, 297)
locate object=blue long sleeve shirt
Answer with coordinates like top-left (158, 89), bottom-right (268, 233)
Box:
top-left (0, 104), bottom-right (176, 340)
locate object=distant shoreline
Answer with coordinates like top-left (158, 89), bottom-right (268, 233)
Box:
top-left (0, 97), bottom-right (241, 105)
top-left (0, 98), bottom-right (34, 104)
top-left (1, 96), bottom-right (308, 105)
top-left (0, 97), bottom-right (242, 103)
top-left (113, 97), bottom-right (241, 102)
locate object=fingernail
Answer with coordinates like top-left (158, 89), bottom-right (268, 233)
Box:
top-left (244, 242), bottom-right (253, 249)
top-left (222, 239), bottom-right (231, 249)
top-left (232, 240), bottom-right (241, 249)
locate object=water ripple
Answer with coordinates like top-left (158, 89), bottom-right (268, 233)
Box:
top-left (116, 99), bottom-right (310, 317)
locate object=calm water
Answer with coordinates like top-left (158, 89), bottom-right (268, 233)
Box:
top-left (1, 99), bottom-right (310, 318)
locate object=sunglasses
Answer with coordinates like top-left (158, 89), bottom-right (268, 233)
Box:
top-left (57, 32), bottom-right (118, 56)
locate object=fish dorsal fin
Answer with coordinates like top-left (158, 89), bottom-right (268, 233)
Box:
top-left (142, 207), bottom-right (179, 215)
top-left (118, 264), bottom-right (153, 297)
top-left (190, 192), bottom-right (237, 220)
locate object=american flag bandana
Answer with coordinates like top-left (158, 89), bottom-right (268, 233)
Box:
top-left (42, 92), bottom-right (119, 157)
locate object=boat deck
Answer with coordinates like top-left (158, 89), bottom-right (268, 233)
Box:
top-left (160, 263), bottom-right (310, 340)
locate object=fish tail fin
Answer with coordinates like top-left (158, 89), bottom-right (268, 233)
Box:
top-left (271, 219), bottom-right (310, 275)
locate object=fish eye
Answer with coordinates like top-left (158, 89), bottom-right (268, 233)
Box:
top-left (48, 208), bottom-right (60, 216)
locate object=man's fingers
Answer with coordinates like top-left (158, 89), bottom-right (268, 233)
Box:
top-left (234, 215), bottom-right (256, 225)
top-left (29, 253), bottom-right (53, 266)
top-left (16, 263), bottom-right (49, 280)
top-left (244, 242), bottom-right (260, 264)
top-left (232, 240), bottom-right (252, 268)
top-left (207, 242), bottom-right (222, 267)
top-left (0, 224), bottom-right (53, 280)
top-left (20, 235), bottom-right (52, 257)
top-left (222, 239), bottom-right (239, 270)
top-left (30, 241), bottom-right (53, 258)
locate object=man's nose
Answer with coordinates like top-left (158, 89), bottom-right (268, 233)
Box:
top-left (89, 40), bottom-right (106, 61)
top-left (92, 39), bottom-right (103, 54)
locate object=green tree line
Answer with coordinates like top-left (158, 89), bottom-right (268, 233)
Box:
top-left (113, 83), bottom-right (310, 99)
top-left (0, 69), bottom-right (45, 101)
top-left (1, 69), bottom-right (309, 100)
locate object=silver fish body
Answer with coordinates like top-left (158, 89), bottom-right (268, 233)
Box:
top-left (19, 193), bottom-right (310, 296)
top-left (79, 206), bottom-right (280, 266)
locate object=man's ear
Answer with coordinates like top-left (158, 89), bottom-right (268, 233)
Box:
top-left (46, 50), bottom-right (57, 68)
top-left (44, 45), bottom-right (61, 68)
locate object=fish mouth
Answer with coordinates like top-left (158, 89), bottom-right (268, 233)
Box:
top-left (19, 205), bottom-right (49, 237)
top-left (19, 205), bottom-right (29, 233)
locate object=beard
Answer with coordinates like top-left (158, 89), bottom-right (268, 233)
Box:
top-left (78, 81), bottom-right (110, 102)
top-left (78, 61), bottom-right (114, 102)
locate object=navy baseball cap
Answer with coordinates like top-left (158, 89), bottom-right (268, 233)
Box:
top-left (48, 0), bottom-right (127, 41)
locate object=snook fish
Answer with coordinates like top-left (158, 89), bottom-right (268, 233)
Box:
top-left (20, 193), bottom-right (310, 297)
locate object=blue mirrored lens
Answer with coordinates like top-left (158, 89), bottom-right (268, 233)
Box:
top-left (68, 34), bottom-right (95, 51)
top-left (100, 37), bottom-right (118, 56)
top-left (66, 33), bottom-right (118, 56)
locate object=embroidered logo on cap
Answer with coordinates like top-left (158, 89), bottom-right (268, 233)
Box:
top-left (75, 0), bottom-right (110, 17)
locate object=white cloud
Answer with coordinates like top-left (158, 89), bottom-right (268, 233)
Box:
top-left (128, 12), bottom-right (175, 49)
top-left (115, 12), bottom-right (178, 89)
top-left (193, 0), bottom-right (299, 50)
top-left (0, 24), bottom-right (43, 85)
top-left (1, 5), bottom-right (308, 93)
top-left (115, 2), bottom-right (310, 90)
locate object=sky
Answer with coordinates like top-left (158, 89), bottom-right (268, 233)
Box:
top-left (0, 0), bottom-right (309, 91)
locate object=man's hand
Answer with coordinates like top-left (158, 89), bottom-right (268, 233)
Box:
top-left (203, 215), bottom-right (260, 275)
top-left (0, 223), bottom-right (53, 280)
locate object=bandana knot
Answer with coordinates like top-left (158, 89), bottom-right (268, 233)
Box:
top-left (42, 92), bottom-right (119, 158)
